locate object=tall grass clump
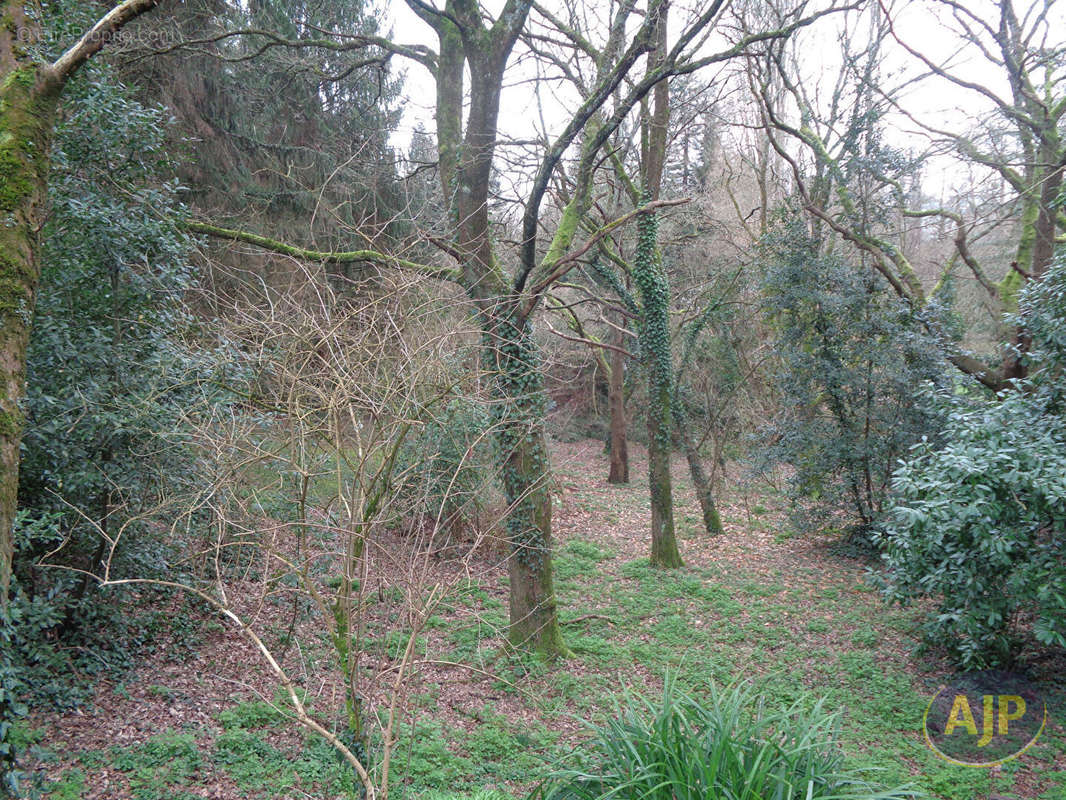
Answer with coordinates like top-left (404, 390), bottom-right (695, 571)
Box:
top-left (537, 677), bottom-right (916, 800)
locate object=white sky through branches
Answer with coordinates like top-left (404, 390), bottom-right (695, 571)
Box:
top-left (380, 0), bottom-right (1065, 202)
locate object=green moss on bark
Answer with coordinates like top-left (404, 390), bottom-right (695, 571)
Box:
top-left (0, 59), bottom-right (61, 607)
top-left (482, 310), bottom-right (570, 657)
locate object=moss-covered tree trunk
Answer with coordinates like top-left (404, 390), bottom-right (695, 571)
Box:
top-left (680, 432), bottom-right (723, 536)
top-left (606, 316), bottom-right (629, 485)
top-left (0, 58), bottom-right (60, 605)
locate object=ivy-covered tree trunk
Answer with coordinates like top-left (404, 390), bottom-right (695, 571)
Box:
top-left (635, 6), bottom-right (681, 568)
top-left (419, 0), bottom-right (568, 656)
top-left (634, 207), bottom-right (682, 567)
top-left (0, 60), bottom-right (60, 605)
top-left (607, 317), bottom-right (629, 484)
top-left (502, 427), bottom-right (565, 653)
top-left (484, 311), bottom-right (569, 654)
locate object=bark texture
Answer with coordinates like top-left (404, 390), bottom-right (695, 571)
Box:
top-left (681, 434), bottom-right (723, 536)
top-left (637, 6), bottom-right (681, 568)
top-left (606, 317), bottom-right (629, 484)
top-left (0, 57), bottom-right (60, 605)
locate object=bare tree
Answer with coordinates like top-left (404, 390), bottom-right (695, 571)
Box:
top-left (56, 266), bottom-right (506, 800)
top-left (753, 0), bottom-right (1066, 390)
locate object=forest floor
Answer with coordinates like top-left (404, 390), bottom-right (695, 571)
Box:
top-left (18, 438), bottom-right (1066, 800)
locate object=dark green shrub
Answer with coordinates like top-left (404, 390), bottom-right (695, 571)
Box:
top-left (7, 514), bottom-right (204, 710)
top-left (536, 677), bottom-right (915, 800)
top-left (21, 62), bottom-right (199, 543)
top-left (12, 59), bottom-right (207, 651)
top-left (758, 219), bottom-right (947, 537)
top-left (876, 254), bottom-right (1066, 667)
top-left (875, 390), bottom-right (1066, 666)
top-left (0, 611), bottom-right (29, 798)
top-left (2, 19), bottom-right (223, 794)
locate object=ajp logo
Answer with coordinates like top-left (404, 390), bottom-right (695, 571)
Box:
top-left (923, 670), bottom-right (1046, 766)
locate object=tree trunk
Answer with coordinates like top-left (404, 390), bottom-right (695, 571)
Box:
top-left (636, 207), bottom-right (681, 568)
top-left (679, 433), bottom-right (723, 536)
top-left (489, 314), bottom-right (569, 656)
top-left (646, 373), bottom-right (681, 567)
top-left (503, 430), bottom-right (567, 655)
top-left (419, 1), bottom-right (569, 657)
top-left (1003, 153), bottom-right (1064, 382)
top-left (647, 436), bottom-right (681, 564)
top-left (607, 317), bottom-right (629, 484)
top-left (635, 7), bottom-right (681, 568)
top-left (0, 62), bottom-right (60, 606)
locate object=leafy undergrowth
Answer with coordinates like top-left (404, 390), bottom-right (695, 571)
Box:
top-left (20, 440), bottom-right (1066, 800)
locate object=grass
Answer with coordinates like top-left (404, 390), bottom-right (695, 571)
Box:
top-left (535, 677), bottom-right (916, 800)
top-left (537, 536), bottom-right (1064, 800)
top-left (46, 769), bottom-right (86, 800)
top-left (41, 540), bottom-right (1065, 800)
top-left (84, 724), bottom-right (360, 800)
top-left (217, 700), bottom-right (283, 731)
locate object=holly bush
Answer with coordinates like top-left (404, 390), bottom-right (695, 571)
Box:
top-left (875, 253), bottom-right (1066, 666)
top-left (757, 218), bottom-right (948, 537)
